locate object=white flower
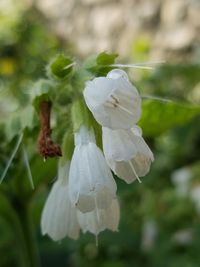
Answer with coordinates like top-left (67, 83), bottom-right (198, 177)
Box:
top-left (41, 162), bottom-right (80, 241)
top-left (77, 199), bottom-right (120, 236)
top-left (102, 126), bottom-right (154, 184)
top-left (68, 126), bottom-right (117, 213)
top-left (83, 69), bottom-right (141, 129)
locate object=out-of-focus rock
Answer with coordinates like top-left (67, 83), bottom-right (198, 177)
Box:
top-left (161, 0), bottom-right (188, 27)
top-left (155, 24), bottom-right (195, 51)
top-left (34, 0), bottom-right (200, 62)
top-left (188, 1), bottom-right (200, 28)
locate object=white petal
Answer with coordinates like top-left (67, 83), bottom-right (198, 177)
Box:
top-left (57, 161), bottom-right (70, 183)
top-left (108, 153), bottom-right (153, 184)
top-left (102, 127), bottom-right (138, 161)
top-left (131, 126), bottom-right (154, 161)
top-left (103, 127), bottom-right (154, 183)
top-left (105, 198), bottom-right (120, 231)
top-left (41, 180), bottom-right (79, 241)
top-left (74, 125), bottom-right (95, 146)
top-left (83, 76), bottom-right (141, 129)
top-left (131, 153), bottom-right (153, 177)
top-left (69, 142), bottom-right (117, 213)
top-left (77, 199), bottom-right (120, 235)
top-left (107, 69), bottom-right (129, 80)
top-left (84, 77), bottom-right (115, 107)
top-left (108, 159), bottom-right (138, 184)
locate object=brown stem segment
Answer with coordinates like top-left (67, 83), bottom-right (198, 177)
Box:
top-left (37, 101), bottom-right (62, 159)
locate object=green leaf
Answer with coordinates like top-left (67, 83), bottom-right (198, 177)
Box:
top-left (96, 52), bottom-right (118, 65)
top-left (61, 129), bottom-right (74, 162)
top-left (48, 54), bottom-right (73, 79)
top-left (139, 99), bottom-right (200, 136)
top-left (31, 79), bottom-right (53, 111)
top-left (84, 52), bottom-right (118, 76)
top-left (5, 105), bottom-right (35, 140)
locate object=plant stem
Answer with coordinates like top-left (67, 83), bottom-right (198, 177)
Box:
top-left (14, 200), bottom-right (41, 267)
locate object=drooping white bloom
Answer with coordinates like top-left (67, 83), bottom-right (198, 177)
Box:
top-left (83, 69), bottom-right (141, 129)
top-left (41, 161), bottom-right (80, 241)
top-left (102, 125), bottom-right (154, 184)
top-left (77, 199), bottom-right (120, 235)
top-left (68, 126), bottom-right (117, 213)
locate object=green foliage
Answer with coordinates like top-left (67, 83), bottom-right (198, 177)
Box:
top-left (139, 99), bottom-right (200, 136)
top-left (84, 52), bottom-right (118, 76)
top-left (1, 5), bottom-right (200, 267)
top-left (71, 99), bottom-right (96, 133)
top-left (48, 54), bottom-right (74, 80)
top-left (5, 105), bottom-right (35, 141)
top-left (61, 130), bottom-right (74, 162)
top-left (31, 79), bottom-right (53, 111)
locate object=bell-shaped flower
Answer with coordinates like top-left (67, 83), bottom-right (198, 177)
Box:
top-left (77, 198), bottom-right (120, 236)
top-left (41, 161), bottom-right (80, 241)
top-left (102, 126), bottom-right (154, 184)
top-left (68, 126), bottom-right (117, 213)
top-left (83, 69), bottom-right (141, 129)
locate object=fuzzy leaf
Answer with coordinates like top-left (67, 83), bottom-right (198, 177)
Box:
top-left (5, 105), bottom-right (35, 140)
top-left (84, 52), bottom-right (118, 76)
top-left (49, 54), bottom-right (73, 79)
top-left (31, 79), bottom-right (53, 111)
top-left (139, 99), bottom-right (200, 136)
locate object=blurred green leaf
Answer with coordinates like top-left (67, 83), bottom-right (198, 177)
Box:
top-left (84, 52), bottom-right (118, 76)
top-left (96, 52), bottom-right (118, 65)
top-left (31, 79), bottom-right (53, 111)
top-left (5, 105), bottom-right (35, 140)
top-left (48, 54), bottom-right (73, 79)
top-left (139, 99), bottom-right (200, 136)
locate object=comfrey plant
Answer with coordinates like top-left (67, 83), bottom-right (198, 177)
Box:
top-left (39, 53), bottom-right (154, 242)
top-left (1, 52), bottom-right (157, 243)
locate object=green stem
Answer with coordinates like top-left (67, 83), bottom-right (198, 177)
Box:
top-left (16, 202), bottom-right (41, 267)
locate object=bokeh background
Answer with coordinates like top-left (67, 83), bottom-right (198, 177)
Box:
top-left (0, 0), bottom-right (200, 267)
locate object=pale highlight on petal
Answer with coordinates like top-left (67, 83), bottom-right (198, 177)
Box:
top-left (107, 69), bottom-right (129, 80)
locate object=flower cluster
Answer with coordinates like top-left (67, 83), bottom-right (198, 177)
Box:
top-left (41, 128), bottom-right (120, 241)
top-left (41, 69), bottom-right (153, 242)
top-left (84, 69), bottom-right (154, 184)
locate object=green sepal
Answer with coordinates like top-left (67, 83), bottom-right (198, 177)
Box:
top-left (71, 99), bottom-right (94, 133)
top-left (84, 52), bottom-right (118, 76)
top-left (31, 79), bottom-right (53, 111)
top-left (61, 129), bottom-right (74, 163)
top-left (47, 54), bottom-right (74, 80)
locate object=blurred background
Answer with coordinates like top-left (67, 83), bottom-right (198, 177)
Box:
top-left (0, 0), bottom-right (200, 267)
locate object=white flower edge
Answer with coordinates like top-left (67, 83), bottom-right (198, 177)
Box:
top-left (103, 126), bottom-right (154, 184)
top-left (77, 198), bottom-right (120, 235)
top-left (41, 163), bottom-right (80, 241)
